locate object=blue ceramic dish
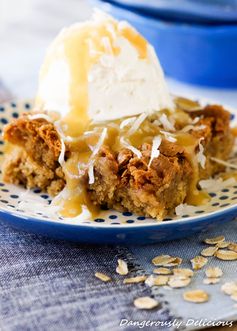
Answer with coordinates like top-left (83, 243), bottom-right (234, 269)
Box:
top-left (106, 0), bottom-right (237, 23)
top-left (1, 101), bottom-right (237, 245)
top-left (93, 0), bottom-right (237, 87)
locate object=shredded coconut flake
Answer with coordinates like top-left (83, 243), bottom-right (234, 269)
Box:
top-left (127, 113), bottom-right (147, 135)
top-left (64, 167), bottom-right (81, 180)
top-left (181, 124), bottom-right (206, 133)
top-left (159, 114), bottom-right (175, 131)
top-left (148, 136), bottom-right (162, 167)
top-left (54, 121), bottom-right (80, 143)
top-left (120, 137), bottom-right (142, 158)
top-left (28, 113), bottom-right (53, 122)
top-left (199, 177), bottom-right (236, 191)
top-left (91, 128), bottom-right (107, 158)
top-left (120, 117), bottom-right (136, 129)
top-left (197, 138), bottom-right (206, 169)
top-left (160, 130), bottom-right (177, 143)
top-left (58, 138), bottom-right (66, 166)
top-left (88, 163), bottom-right (95, 185)
top-left (85, 128), bottom-right (107, 185)
top-left (192, 117), bottom-right (200, 124)
top-left (101, 36), bottom-right (113, 55)
top-left (210, 157), bottom-right (237, 170)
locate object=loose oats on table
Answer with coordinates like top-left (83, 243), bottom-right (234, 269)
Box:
top-left (153, 267), bottom-right (172, 275)
top-left (191, 256), bottom-right (208, 270)
top-left (165, 257), bottom-right (183, 267)
top-left (205, 267), bottom-right (223, 278)
top-left (216, 242), bottom-right (230, 249)
top-left (152, 255), bottom-right (177, 266)
top-left (215, 249), bottom-right (237, 261)
top-left (183, 290), bottom-right (209, 303)
top-left (228, 242), bottom-right (237, 253)
top-left (203, 278), bottom-right (220, 285)
top-left (95, 272), bottom-right (112, 282)
top-left (173, 268), bottom-right (194, 278)
top-left (133, 296), bottom-right (159, 309)
top-left (201, 246), bottom-right (218, 257)
top-left (231, 294), bottom-right (237, 302)
top-left (221, 282), bottom-right (237, 295)
top-left (116, 259), bottom-right (129, 275)
top-left (168, 275), bottom-right (191, 288)
top-left (145, 275), bottom-right (169, 287)
top-left (123, 275), bottom-right (147, 284)
top-left (204, 236), bottom-right (225, 245)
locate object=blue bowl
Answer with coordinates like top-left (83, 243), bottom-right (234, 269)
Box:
top-left (106, 0), bottom-right (237, 24)
top-left (93, 0), bottom-right (237, 87)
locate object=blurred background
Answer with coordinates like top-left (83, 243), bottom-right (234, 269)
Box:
top-left (0, 0), bottom-right (237, 106)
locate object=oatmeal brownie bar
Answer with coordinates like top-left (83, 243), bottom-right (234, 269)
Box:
top-left (3, 117), bottom-right (65, 196)
top-left (88, 106), bottom-right (234, 218)
top-left (2, 105), bottom-right (234, 219)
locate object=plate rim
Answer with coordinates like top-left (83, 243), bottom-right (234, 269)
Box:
top-left (0, 202), bottom-right (237, 229)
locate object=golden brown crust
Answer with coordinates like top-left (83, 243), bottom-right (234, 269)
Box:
top-left (3, 115), bottom-right (62, 167)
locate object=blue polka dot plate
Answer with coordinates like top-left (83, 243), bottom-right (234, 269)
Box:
top-left (0, 101), bottom-right (237, 245)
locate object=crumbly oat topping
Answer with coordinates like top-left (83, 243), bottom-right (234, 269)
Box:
top-left (174, 97), bottom-right (201, 112)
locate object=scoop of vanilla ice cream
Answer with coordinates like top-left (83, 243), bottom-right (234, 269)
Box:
top-left (35, 11), bottom-right (173, 124)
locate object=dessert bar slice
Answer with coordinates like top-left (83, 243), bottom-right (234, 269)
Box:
top-left (2, 104), bottom-right (234, 219)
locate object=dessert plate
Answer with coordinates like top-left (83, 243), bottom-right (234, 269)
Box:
top-left (0, 101), bottom-right (237, 245)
